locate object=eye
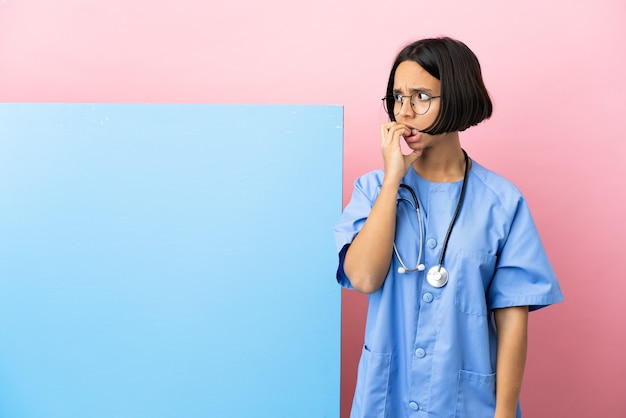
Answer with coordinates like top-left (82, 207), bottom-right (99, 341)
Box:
top-left (393, 94), bottom-right (403, 103)
top-left (415, 92), bottom-right (431, 102)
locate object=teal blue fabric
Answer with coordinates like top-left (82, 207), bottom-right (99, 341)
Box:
top-left (335, 161), bottom-right (563, 417)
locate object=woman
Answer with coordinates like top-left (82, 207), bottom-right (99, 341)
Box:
top-left (334, 37), bottom-right (563, 418)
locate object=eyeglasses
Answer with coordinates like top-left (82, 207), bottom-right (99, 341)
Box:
top-left (382, 92), bottom-right (441, 116)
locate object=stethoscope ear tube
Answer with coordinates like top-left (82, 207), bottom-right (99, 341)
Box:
top-left (397, 264), bottom-right (425, 274)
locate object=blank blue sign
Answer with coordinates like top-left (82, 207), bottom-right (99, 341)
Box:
top-left (0, 104), bottom-right (342, 418)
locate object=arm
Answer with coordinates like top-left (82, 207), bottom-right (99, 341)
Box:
top-left (343, 122), bottom-right (418, 294)
top-left (493, 306), bottom-right (529, 418)
top-left (343, 180), bottom-right (400, 293)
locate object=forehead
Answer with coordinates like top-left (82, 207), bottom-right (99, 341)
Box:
top-left (393, 61), bottom-right (440, 92)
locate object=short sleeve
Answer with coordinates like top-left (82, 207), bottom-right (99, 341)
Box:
top-left (333, 173), bottom-right (381, 289)
top-left (487, 197), bottom-right (564, 311)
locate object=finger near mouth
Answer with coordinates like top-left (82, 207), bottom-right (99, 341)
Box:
top-left (403, 129), bottom-right (422, 142)
top-left (402, 128), bottom-right (419, 137)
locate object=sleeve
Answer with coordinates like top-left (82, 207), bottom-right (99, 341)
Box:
top-left (333, 174), bottom-right (379, 289)
top-left (487, 196), bottom-right (564, 311)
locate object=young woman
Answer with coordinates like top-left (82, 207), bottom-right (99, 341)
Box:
top-left (334, 37), bottom-right (563, 418)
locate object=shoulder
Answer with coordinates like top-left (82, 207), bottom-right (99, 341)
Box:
top-left (351, 169), bottom-right (385, 199)
top-left (469, 160), bottom-right (521, 195)
top-left (469, 161), bottom-right (525, 218)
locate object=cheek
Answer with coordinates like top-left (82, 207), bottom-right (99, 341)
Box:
top-left (428, 101), bottom-right (442, 119)
top-left (418, 108), bottom-right (439, 130)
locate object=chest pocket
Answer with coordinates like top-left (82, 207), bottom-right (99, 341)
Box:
top-left (450, 249), bottom-right (497, 316)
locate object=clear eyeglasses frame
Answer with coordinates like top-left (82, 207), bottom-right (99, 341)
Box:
top-left (382, 92), bottom-right (441, 116)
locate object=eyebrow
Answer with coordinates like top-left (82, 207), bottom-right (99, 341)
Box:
top-left (392, 87), bottom-right (435, 95)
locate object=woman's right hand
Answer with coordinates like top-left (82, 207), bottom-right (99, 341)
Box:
top-left (344, 122), bottom-right (419, 293)
top-left (346, 123), bottom-right (417, 293)
top-left (380, 122), bottom-right (420, 185)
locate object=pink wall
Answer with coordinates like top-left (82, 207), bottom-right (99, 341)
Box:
top-left (2, 1), bottom-right (625, 417)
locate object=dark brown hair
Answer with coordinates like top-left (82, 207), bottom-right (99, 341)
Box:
top-left (384, 37), bottom-right (493, 135)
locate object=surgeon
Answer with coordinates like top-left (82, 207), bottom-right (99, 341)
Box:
top-left (334, 37), bottom-right (563, 418)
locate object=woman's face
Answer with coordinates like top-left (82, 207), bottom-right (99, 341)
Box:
top-left (393, 60), bottom-right (441, 137)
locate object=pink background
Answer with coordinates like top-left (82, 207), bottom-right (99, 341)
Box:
top-left (1, 1), bottom-right (625, 417)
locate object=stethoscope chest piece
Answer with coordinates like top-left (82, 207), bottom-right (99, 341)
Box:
top-left (426, 265), bottom-right (449, 288)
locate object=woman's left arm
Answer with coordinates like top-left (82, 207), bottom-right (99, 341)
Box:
top-left (493, 305), bottom-right (529, 418)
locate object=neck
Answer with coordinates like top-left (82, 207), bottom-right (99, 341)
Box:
top-left (413, 136), bottom-right (468, 182)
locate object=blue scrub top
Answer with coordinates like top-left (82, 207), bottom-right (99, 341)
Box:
top-left (335, 161), bottom-right (563, 418)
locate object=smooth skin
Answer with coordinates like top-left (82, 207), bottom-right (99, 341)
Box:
top-left (343, 60), bottom-right (529, 418)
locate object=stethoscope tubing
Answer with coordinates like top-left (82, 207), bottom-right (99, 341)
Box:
top-left (436, 150), bottom-right (470, 268)
top-left (394, 150), bottom-right (470, 281)
top-left (394, 184), bottom-right (425, 273)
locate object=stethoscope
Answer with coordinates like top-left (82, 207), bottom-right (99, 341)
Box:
top-left (393, 150), bottom-right (470, 288)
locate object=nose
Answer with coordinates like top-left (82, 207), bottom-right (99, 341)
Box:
top-left (397, 96), bottom-right (415, 118)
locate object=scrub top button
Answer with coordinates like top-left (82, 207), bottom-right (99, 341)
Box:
top-left (422, 292), bottom-right (433, 303)
top-left (409, 401), bottom-right (419, 411)
top-left (415, 348), bottom-right (426, 358)
top-left (427, 238), bottom-right (437, 248)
